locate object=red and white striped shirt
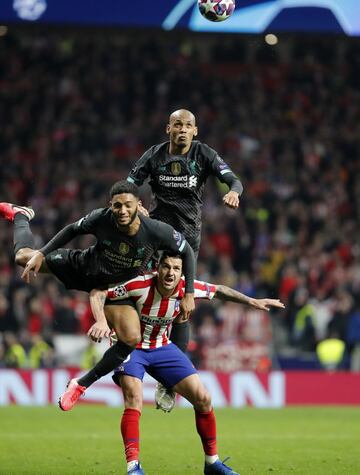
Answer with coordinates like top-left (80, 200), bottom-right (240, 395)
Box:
top-left (107, 273), bottom-right (216, 349)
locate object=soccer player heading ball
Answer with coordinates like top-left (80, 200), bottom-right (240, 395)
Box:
top-left (127, 108), bottom-right (243, 409)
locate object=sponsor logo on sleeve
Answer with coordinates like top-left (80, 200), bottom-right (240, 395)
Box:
top-left (173, 230), bottom-right (183, 248)
top-left (205, 283), bottom-right (211, 298)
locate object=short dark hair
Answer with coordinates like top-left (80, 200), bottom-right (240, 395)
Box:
top-left (159, 250), bottom-right (183, 264)
top-left (109, 180), bottom-right (139, 199)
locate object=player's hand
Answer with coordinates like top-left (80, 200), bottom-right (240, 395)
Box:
top-left (137, 200), bottom-right (149, 217)
top-left (87, 320), bottom-right (111, 343)
top-left (21, 251), bottom-right (45, 283)
top-left (179, 293), bottom-right (195, 320)
top-left (223, 191), bottom-right (239, 209)
top-left (250, 298), bottom-right (285, 312)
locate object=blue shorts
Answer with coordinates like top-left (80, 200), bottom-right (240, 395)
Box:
top-left (112, 343), bottom-right (197, 389)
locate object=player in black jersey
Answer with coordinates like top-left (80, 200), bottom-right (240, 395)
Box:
top-left (127, 109), bottom-right (244, 409)
top-left (127, 109), bottom-right (243, 257)
top-left (0, 181), bottom-right (196, 397)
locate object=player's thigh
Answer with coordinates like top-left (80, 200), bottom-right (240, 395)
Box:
top-left (173, 373), bottom-right (211, 409)
top-left (119, 375), bottom-right (143, 410)
top-left (105, 304), bottom-right (141, 344)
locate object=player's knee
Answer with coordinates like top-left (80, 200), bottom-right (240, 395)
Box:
top-left (193, 388), bottom-right (212, 412)
top-left (123, 389), bottom-right (142, 410)
top-left (121, 332), bottom-right (141, 348)
top-left (15, 249), bottom-right (30, 267)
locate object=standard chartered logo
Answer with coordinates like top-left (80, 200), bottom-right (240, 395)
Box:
top-left (159, 174), bottom-right (197, 189)
top-left (189, 176), bottom-right (197, 188)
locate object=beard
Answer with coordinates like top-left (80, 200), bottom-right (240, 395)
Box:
top-left (116, 208), bottom-right (138, 227)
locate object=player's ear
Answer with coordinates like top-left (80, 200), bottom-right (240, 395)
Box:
top-left (193, 126), bottom-right (198, 137)
top-left (166, 124), bottom-right (170, 135)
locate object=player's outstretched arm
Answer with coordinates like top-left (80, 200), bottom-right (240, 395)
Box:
top-left (214, 285), bottom-right (285, 312)
top-left (88, 289), bottom-right (111, 343)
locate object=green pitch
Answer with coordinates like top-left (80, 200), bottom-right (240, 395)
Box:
top-left (0, 406), bottom-right (359, 474)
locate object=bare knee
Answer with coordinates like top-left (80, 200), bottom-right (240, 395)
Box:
top-left (117, 331), bottom-right (141, 348)
top-left (193, 389), bottom-right (212, 413)
top-left (121, 381), bottom-right (143, 411)
top-left (15, 248), bottom-right (34, 267)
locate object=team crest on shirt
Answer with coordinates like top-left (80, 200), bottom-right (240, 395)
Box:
top-left (171, 162), bottom-right (181, 176)
top-left (113, 285), bottom-right (127, 298)
top-left (119, 242), bottom-right (129, 255)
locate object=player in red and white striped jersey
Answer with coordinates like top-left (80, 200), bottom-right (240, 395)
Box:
top-left (74, 251), bottom-right (284, 475)
top-left (107, 273), bottom-right (216, 350)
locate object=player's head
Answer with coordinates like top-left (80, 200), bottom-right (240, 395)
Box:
top-left (109, 180), bottom-right (139, 227)
top-left (166, 109), bottom-right (198, 153)
top-left (157, 251), bottom-right (183, 294)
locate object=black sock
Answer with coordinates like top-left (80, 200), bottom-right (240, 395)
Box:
top-left (13, 214), bottom-right (34, 254)
top-left (170, 320), bottom-right (190, 353)
top-left (78, 341), bottom-right (134, 388)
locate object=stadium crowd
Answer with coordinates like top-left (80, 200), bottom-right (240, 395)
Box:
top-left (0, 30), bottom-right (359, 370)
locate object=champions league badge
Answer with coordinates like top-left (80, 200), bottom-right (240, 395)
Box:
top-left (114, 285), bottom-right (127, 298)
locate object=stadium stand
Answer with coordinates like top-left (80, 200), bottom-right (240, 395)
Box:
top-left (0, 30), bottom-right (359, 370)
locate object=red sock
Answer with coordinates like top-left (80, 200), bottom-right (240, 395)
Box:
top-left (195, 409), bottom-right (217, 456)
top-left (121, 408), bottom-right (141, 462)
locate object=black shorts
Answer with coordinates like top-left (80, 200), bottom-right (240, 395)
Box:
top-left (105, 297), bottom-right (136, 308)
top-left (45, 249), bottom-right (119, 294)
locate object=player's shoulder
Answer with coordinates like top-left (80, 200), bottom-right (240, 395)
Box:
top-left (140, 215), bottom-right (173, 233)
top-left (145, 141), bottom-right (169, 159)
top-left (79, 207), bottom-right (109, 223)
top-left (191, 140), bottom-right (217, 159)
top-left (128, 272), bottom-right (156, 286)
top-left (114, 272), bottom-right (156, 294)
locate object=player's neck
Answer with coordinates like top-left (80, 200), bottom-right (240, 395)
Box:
top-left (169, 142), bottom-right (191, 156)
top-left (115, 216), bottom-right (141, 235)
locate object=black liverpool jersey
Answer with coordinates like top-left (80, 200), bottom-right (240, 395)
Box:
top-left (41, 209), bottom-right (188, 286)
top-left (127, 140), bottom-right (243, 246)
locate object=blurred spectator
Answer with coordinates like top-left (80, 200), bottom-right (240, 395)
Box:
top-left (3, 332), bottom-right (27, 368)
top-left (28, 333), bottom-right (56, 368)
top-left (81, 342), bottom-right (101, 369)
top-left (316, 334), bottom-right (346, 371)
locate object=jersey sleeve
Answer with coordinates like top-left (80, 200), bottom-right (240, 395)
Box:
top-left (75, 209), bottom-right (104, 234)
top-left (194, 280), bottom-right (216, 300)
top-left (127, 146), bottom-right (154, 186)
top-left (40, 209), bottom-right (104, 256)
top-left (153, 220), bottom-right (187, 253)
top-left (202, 143), bottom-right (243, 195)
top-left (107, 275), bottom-right (149, 300)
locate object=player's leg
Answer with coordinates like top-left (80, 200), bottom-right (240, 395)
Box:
top-left (119, 375), bottom-right (144, 474)
top-left (155, 236), bottom-right (200, 411)
top-left (0, 202), bottom-right (50, 272)
top-left (59, 305), bottom-right (140, 411)
top-left (155, 320), bottom-right (189, 411)
top-left (174, 375), bottom-right (239, 474)
top-left (113, 350), bottom-right (149, 475)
